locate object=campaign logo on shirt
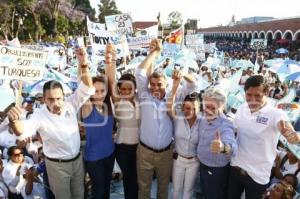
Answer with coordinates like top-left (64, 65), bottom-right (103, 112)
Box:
top-left (256, 116), bottom-right (269, 125)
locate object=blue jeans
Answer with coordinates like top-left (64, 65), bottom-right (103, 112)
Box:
top-left (199, 163), bottom-right (230, 199)
top-left (85, 152), bottom-right (115, 199)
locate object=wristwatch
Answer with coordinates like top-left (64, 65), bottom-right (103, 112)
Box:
top-left (221, 144), bottom-right (228, 153)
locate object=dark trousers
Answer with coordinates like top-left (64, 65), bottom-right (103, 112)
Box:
top-left (85, 152), bottom-right (115, 199)
top-left (8, 192), bottom-right (23, 199)
top-left (115, 143), bottom-right (138, 199)
top-left (228, 166), bottom-right (268, 199)
top-left (199, 163), bottom-right (229, 199)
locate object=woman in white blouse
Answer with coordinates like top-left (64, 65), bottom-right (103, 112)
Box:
top-left (167, 70), bottom-right (200, 199)
top-left (106, 44), bottom-right (139, 199)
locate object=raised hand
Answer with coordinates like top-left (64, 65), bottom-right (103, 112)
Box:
top-left (149, 39), bottom-right (162, 54)
top-left (75, 47), bottom-right (88, 67)
top-left (172, 69), bottom-right (182, 85)
top-left (210, 131), bottom-right (224, 153)
top-left (7, 106), bottom-right (22, 122)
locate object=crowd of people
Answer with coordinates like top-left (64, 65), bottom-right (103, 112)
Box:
top-left (0, 36), bottom-right (299, 199)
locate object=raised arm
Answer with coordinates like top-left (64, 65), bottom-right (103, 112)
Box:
top-left (167, 70), bottom-right (182, 118)
top-left (7, 106), bottom-right (24, 136)
top-left (68, 48), bottom-right (95, 112)
top-left (138, 39), bottom-right (162, 77)
top-left (105, 43), bottom-right (119, 103)
top-left (175, 73), bottom-right (197, 102)
top-left (135, 39), bottom-right (162, 98)
top-left (75, 47), bottom-right (93, 88)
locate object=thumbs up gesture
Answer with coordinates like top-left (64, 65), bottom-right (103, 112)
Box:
top-left (279, 120), bottom-right (300, 144)
top-left (210, 131), bottom-right (224, 153)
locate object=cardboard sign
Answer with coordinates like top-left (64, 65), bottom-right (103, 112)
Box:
top-left (186, 44), bottom-right (205, 61)
top-left (250, 39), bottom-right (267, 50)
top-left (162, 43), bottom-right (182, 57)
top-left (128, 25), bottom-right (158, 49)
top-left (0, 45), bottom-right (47, 81)
top-left (89, 33), bottom-right (129, 60)
top-left (105, 13), bottom-right (133, 35)
top-left (185, 34), bottom-right (204, 45)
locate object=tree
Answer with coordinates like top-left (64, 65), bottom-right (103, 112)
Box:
top-left (98, 0), bottom-right (121, 23)
top-left (0, 1), bottom-right (12, 39)
top-left (42, 0), bottom-right (60, 37)
top-left (167, 11), bottom-right (183, 28)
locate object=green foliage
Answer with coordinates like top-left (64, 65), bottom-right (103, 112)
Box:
top-left (98, 0), bottom-right (122, 23)
top-left (57, 15), bottom-right (69, 35)
top-left (0, 0), bottom-right (101, 41)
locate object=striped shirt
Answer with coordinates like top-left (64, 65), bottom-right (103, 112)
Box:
top-left (197, 114), bottom-right (237, 167)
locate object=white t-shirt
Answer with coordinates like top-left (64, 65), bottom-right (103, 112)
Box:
top-left (115, 99), bottom-right (140, 144)
top-left (278, 151), bottom-right (300, 180)
top-left (2, 161), bottom-right (33, 194)
top-left (231, 102), bottom-right (288, 185)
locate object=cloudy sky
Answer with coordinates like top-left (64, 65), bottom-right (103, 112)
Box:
top-left (89, 0), bottom-right (300, 28)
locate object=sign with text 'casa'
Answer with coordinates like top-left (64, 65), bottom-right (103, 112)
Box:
top-left (0, 45), bottom-right (47, 81)
top-left (105, 13), bottom-right (133, 35)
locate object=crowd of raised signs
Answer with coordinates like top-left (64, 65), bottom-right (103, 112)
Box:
top-left (0, 33), bottom-right (300, 199)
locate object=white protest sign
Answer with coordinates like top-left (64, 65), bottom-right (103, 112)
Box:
top-left (163, 43), bottom-right (182, 57)
top-left (204, 43), bottom-right (216, 53)
top-left (185, 34), bottom-right (205, 61)
top-left (0, 45), bottom-right (47, 81)
top-left (250, 39), bottom-right (267, 50)
top-left (128, 25), bottom-right (158, 49)
top-left (89, 31), bottom-right (129, 60)
top-left (86, 16), bottom-right (106, 35)
top-left (128, 35), bottom-right (157, 49)
top-left (105, 13), bottom-right (133, 35)
top-left (186, 45), bottom-right (205, 61)
top-left (134, 25), bottom-right (158, 37)
top-left (185, 34), bottom-right (204, 45)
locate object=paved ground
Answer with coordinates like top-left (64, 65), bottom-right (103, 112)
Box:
top-left (109, 175), bottom-right (204, 199)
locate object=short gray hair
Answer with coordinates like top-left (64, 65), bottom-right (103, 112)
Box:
top-left (203, 87), bottom-right (227, 106)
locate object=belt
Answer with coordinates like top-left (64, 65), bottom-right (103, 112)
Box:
top-left (140, 141), bottom-right (172, 153)
top-left (46, 153), bottom-right (80, 163)
top-left (178, 154), bottom-right (196, 159)
top-left (232, 166), bottom-right (248, 176)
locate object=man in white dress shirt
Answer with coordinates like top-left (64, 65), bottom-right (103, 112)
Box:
top-left (7, 48), bottom-right (95, 199)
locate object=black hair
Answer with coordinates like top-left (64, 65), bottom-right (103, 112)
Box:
top-left (117, 73), bottom-right (136, 89)
top-left (7, 146), bottom-right (23, 158)
top-left (283, 174), bottom-right (298, 189)
top-left (244, 75), bottom-right (269, 93)
top-left (43, 80), bottom-right (64, 95)
top-left (183, 92), bottom-right (201, 103)
top-left (91, 76), bottom-right (113, 115)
